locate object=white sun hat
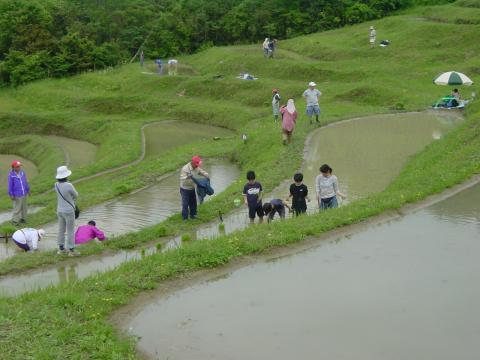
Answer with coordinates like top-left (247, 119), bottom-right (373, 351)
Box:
top-left (56, 165), bottom-right (72, 179)
top-left (38, 229), bottom-right (46, 238)
top-left (308, 81), bottom-right (316, 87)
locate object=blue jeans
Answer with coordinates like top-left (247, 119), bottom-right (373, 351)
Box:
top-left (180, 188), bottom-right (197, 219)
top-left (320, 196), bottom-right (338, 210)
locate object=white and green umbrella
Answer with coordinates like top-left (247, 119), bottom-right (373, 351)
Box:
top-left (434, 71), bottom-right (473, 86)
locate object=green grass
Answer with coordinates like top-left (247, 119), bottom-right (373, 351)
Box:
top-left (0, 2), bottom-right (479, 357)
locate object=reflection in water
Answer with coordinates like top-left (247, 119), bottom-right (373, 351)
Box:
top-left (123, 183), bottom-right (480, 360)
top-left (0, 113), bottom-right (464, 297)
top-left (57, 265), bottom-right (78, 284)
top-left (0, 160), bottom-right (240, 260)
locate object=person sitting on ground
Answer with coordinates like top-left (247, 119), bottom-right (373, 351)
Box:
top-left (287, 172), bottom-right (310, 216)
top-left (315, 164), bottom-right (346, 210)
top-left (243, 170), bottom-right (264, 224)
top-left (75, 220), bottom-right (106, 245)
top-left (12, 228), bottom-right (45, 252)
top-left (263, 199), bottom-right (291, 222)
top-left (451, 88), bottom-right (460, 101)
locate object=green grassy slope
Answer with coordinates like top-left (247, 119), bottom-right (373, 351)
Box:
top-left (0, 2), bottom-right (479, 357)
top-left (0, 0), bottom-right (479, 272)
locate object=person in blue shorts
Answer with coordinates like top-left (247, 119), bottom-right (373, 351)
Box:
top-left (302, 81), bottom-right (322, 124)
top-left (243, 171), bottom-right (264, 224)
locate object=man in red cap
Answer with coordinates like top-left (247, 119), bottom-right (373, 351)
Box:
top-left (8, 160), bottom-right (30, 225)
top-left (179, 156), bottom-right (209, 220)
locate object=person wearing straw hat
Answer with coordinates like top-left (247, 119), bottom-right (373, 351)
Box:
top-left (180, 156), bottom-right (209, 220)
top-left (8, 160), bottom-right (30, 225)
top-left (12, 228), bottom-right (45, 252)
top-left (302, 82), bottom-right (322, 124)
top-left (54, 165), bottom-right (79, 256)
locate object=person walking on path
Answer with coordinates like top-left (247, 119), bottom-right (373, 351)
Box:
top-left (168, 59), bottom-right (178, 75)
top-left (369, 26), bottom-right (376, 48)
top-left (180, 156), bottom-right (209, 220)
top-left (280, 98), bottom-right (298, 145)
top-left (302, 82), bottom-right (322, 124)
top-left (272, 88), bottom-right (281, 122)
top-left (8, 160), bottom-right (30, 225)
top-left (243, 170), bottom-right (264, 224)
top-left (75, 220), bottom-right (106, 245)
top-left (287, 172), bottom-right (310, 216)
top-left (12, 228), bottom-right (45, 252)
top-left (140, 50), bottom-right (145, 67)
top-left (315, 164), bottom-right (346, 210)
top-left (55, 165), bottom-right (80, 256)
top-left (263, 38), bottom-right (270, 58)
top-left (268, 38), bottom-right (277, 58)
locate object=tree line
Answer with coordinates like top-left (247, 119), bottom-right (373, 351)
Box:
top-left (0, 0), bottom-right (453, 86)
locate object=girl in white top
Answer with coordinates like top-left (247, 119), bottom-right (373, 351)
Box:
top-left (12, 228), bottom-right (45, 252)
top-left (315, 164), bottom-right (346, 210)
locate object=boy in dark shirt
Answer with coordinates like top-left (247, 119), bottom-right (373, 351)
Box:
top-left (263, 199), bottom-right (291, 222)
top-left (243, 171), bottom-right (264, 224)
top-left (287, 172), bottom-right (310, 216)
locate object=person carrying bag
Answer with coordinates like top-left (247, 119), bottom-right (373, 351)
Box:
top-left (54, 166), bottom-right (80, 256)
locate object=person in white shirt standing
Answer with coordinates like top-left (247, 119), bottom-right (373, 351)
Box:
top-left (180, 156), bottom-right (209, 220)
top-left (12, 228), bottom-right (45, 252)
top-left (369, 26), bottom-right (376, 48)
top-left (302, 81), bottom-right (322, 125)
top-left (315, 164), bottom-right (346, 210)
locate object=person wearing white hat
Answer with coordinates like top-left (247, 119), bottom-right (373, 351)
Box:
top-left (302, 82), bottom-right (322, 124)
top-left (12, 228), bottom-right (45, 252)
top-left (369, 26), bottom-right (376, 47)
top-left (54, 165), bottom-right (80, 256)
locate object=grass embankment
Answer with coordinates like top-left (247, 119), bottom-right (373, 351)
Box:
top-left (0, 1), bottom-right (479, 273)
top-left (0, 100), bottom-right (479, 359)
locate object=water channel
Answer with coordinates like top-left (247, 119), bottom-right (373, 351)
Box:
top-left (120, 181), bottom-right (480, 360)
top-left (0, 112), bottom-right (462, 296)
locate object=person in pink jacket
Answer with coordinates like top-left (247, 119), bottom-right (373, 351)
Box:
top-left (280, 98), bottom-right (298, 145)
top-left (75, 220), bottom-right (106, 245)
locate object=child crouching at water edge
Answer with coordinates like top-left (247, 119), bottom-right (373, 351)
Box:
top-left (263, 199), bottom-right (291, 222)
top-left (315, 164), bottom-right (346, 210)
top-left (287, 172), bottom-right (310, 216)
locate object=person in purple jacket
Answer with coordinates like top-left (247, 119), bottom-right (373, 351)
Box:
top-left (8, 160), bottom-right (30, 225)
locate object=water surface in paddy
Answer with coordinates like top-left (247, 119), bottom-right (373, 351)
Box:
top-left (144, 121), bottom-right (234, 158)
top-left (303, 112), bottom-right (461, 200)
top-left (45, 135), bottom-right (97, 169)
top-left (123, 182), bottom-right (480, 360)
top-left (0, 160), bottom-right (239, 260)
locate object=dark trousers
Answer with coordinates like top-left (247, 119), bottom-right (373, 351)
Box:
top-left (180, 188), bottom-right (197, 219)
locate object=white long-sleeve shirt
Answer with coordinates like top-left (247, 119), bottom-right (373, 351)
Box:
top-left (315, 174), bottom-right (339, 199)
top-left (12, 228), bottom-right (41, 250)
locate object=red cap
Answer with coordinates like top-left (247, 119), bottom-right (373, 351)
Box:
top-left (11, 160), bottom-right (21, 168)
top-left (191, 156), bottom-right (202, 166)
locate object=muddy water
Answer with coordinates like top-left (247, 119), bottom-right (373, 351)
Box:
top-left (144, 121), bottom-right (234, 158)
top-left (46, 136), bottom-right (97, 169)
top-left (303, 112), bottom-right (461, 201)
top-left (123, 182), bottom-right (480, 360)
top-left (0, 112), bottom-right (462, 294)
top-left (0, 160), bottom-right (239, 260)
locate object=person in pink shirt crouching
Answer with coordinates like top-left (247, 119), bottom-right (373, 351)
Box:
top-left (75, 220), bottom-right (106, 245)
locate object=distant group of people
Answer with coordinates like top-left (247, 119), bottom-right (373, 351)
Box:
top-left (242, 165), bottom-right (345, 224)
top-left (262, 37), bottom-right (278, 58)
top-left (7, 162), bottom-right (105, 254)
